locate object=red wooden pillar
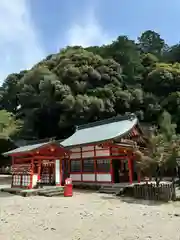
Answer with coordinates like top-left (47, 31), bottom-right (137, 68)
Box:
top-left (94, 145), bottom-right (97, 182)
top-left (11, 156), bottom-right (15, 188)
top-left (80, 147), bottom-right (83, 181)
top-left (110, 159), bottom-right (113, 183)
top-left (38, 159), bottom-right (41, 181)
top-left (29, 158), bottom-right (33, 189)
top-left (128, 158), bottom-right (133, 184)
top-left (109, 147), bottom-right (113, 183)
top-left (68, 157), bottom-right (70, 177)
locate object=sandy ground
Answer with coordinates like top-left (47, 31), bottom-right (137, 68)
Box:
top-left (0, 175), bottom-right (180, 240)
top-left (0, 189), bottom-right (180, 240)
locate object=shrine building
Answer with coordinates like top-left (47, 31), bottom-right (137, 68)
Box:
top-left (3, 113), bottom-right (147, 189)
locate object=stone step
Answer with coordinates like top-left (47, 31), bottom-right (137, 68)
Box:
top-left (99, 190), bottom-right (117, 194)
top-left (38, 189), bottom-right (64, 196)
top-left (100, 186), bottom-right (113, 189)
top-left (99, 186), bottom-right (125, 195)
top-left (99, 188), bottom-right (119, 193)
top-left (37, 187), bottom-right (64, 194)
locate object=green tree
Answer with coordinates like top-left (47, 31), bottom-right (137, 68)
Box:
top-left (136, 111), bottom-right (180, 185)
top-left (144, 63), bottom-right (180, 96)
top-left (16, 48), bottom-right (125, 138)
top-left (138, 30), bottom-right (165, 56)
top-left (0, 110), bottom-right (22, 138)
top-left (1, 30), bottom-right (180, 142)
top-left (0, 71), bottom-right (27, 113)
top-left (163, 44), bottom-right (180, 63)
top-left (87, 36), bottom-right (143, 85)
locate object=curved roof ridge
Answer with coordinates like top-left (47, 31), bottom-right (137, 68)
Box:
top-left (77, 113), bottom-right (137, 131)
top-left (61, 114), bottom-right (138, 148)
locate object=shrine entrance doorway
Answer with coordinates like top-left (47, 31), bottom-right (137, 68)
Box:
top-left (40, 161), bottom-right (55, 185)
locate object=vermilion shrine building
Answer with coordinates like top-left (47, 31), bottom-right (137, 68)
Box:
top-left (4, 114), bottom-right (147, 189)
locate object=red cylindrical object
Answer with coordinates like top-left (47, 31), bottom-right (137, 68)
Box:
top-left (64, 178), bottom-right (73, 197)
top-left (64, 184), bottom-right (73, 197)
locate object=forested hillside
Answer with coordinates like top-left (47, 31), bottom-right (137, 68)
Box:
top-left (0, 30), bottom-right (180, 140)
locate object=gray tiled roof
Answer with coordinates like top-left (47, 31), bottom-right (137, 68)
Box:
top-left (3, 142), bottom-right (52, 156)
top-left (61, 113), bottom-right (138, 148)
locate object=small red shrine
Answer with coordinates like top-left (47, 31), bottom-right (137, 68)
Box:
top-left (4, 113), bottom-right (148, 189)
top-left (3, 142), bottom-right (70, 189)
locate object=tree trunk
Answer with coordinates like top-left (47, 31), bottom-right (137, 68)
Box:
top-left (155, 166), bottom-right (161, 187)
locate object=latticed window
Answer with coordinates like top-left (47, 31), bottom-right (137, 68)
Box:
top-left (83, 159), bottom-right (94, 172)
top-left (96, 159), bottom-right (110, 172)
top-left (70, 160), bottom-right (81, 172)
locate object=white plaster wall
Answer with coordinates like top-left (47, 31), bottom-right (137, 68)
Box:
top-left (82, 174), bottom-right (95, 181)
top-left (95, 146), bottom-right (110, 156)
top-left (96, 174), bottom-right (111, 182)
top-left (71, 147), bottom-right (81, 152)
top-left (70, 153), bottom-right (81, 159)
top-left (82, 151), bottom-right (94, 158)
top-left (82, 146), bottom-right (94, 151)
top-left (81, 146), bottom-right (94, 158)
top-left (70, 174), bottom-right (81, 181)
top-left (70, 147), bottom-right (81, 159)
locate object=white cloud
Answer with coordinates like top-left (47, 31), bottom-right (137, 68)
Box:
top-left (66, 9), bottom-right (113, 47)
top-left (0, 0), bottom-right (45, 83)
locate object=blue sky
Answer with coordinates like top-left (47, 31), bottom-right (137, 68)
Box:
top-left (0, 0), bottom-right (180, 83)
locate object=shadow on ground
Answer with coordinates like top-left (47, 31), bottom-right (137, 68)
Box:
top-left (120, 196), bottom-right (167, 206)
top-left (100, 194), bottom-right (167, 206)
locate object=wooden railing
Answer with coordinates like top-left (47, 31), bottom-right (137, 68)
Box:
top-left (133, 183), bottom-right (176, 202)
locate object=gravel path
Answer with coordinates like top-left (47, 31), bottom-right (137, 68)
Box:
top-left (0, 189), bottom-right (180, 240)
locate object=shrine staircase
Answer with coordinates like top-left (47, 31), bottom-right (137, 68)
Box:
top-left (37, 186), bottom-right (64, 197)
top-left (99, 183), bottom-right (131, 195)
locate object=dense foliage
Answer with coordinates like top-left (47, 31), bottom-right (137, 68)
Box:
top-left (1, 30), bottom-right (180, 140)
top-left (136, 111), bottom-right (180, 184)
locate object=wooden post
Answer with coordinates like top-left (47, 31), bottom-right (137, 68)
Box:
top-left (128, 158), bottom-right (133, 184)
top-left (29, 158), bottom-right (33, 189)
top-left (137, 172), bottom-right (141, 183)
top-left (11, 156), bottom-right (14, 188)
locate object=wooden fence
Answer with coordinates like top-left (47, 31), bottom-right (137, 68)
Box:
top-left (133, 183), bottom-right (176, 202)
